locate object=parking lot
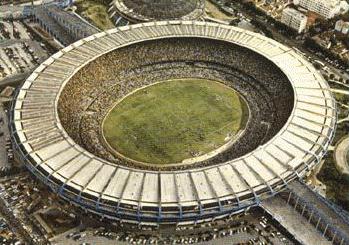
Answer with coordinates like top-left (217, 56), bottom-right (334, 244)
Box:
top-left (0, 42), bottom-right (42, 80)
top-left (0, 20), bottom-right (49, 83)
top-left (0, 21), bottom-right (31, 40)
top-left (49, 207), bottom-right (295, 245)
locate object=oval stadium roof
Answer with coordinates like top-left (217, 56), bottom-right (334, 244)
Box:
top-left (10, 21), bottom-right (337, 224)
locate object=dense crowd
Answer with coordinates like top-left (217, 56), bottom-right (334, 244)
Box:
top-left (58, 37), bottom-right (294, 170)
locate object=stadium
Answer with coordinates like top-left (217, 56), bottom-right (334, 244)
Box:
top-left (10, 21), bottom-right (336, 225)
top-left (109, 0), bottom-right (205, 23)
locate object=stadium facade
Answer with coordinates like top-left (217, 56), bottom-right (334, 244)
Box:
top-left (109, 0), bottom-right (205, 23)
top-left (10, 21), bottom-right (337, 225)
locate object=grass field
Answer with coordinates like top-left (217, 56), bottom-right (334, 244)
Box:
top-left (75, 0), bottom-right (115, 30)
top-left (102, 79), bottom-right (248, 165)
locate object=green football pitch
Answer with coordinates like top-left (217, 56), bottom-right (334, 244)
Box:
top-left (102, 78), bottom-right (249, 165)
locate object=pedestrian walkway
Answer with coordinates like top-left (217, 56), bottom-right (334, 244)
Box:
top-left (262, 195), bottom-right (332, 245)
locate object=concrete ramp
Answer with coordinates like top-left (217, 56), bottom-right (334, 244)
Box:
top-left (261, 195), bottom-right (332, 245)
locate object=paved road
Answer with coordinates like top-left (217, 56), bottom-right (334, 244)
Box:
top-left (0, 71), bottom-right (31, 89)
top-left (0, 104), bottom-right (10, 170)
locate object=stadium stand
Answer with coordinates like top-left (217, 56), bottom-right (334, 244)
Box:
top-left (33, 4), bottom-right (99, 46)
top-left (10, 21), bottom-right (337, 225)
top-left (58, 38), bottom-right (294, 170)
top-left (109, 0), bottom-right (205, 24)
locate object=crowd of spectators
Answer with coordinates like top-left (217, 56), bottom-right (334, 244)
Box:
top-left (58, 37), bottom-right (294, 170)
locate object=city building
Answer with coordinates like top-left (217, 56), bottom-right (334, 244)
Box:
top-left (281, 7), bottom-right (308, 33)
top-left (294, 0), bottom-right (349, 19)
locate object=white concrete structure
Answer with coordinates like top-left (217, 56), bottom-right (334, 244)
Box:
top-left (10, 21), bottom-right (337, 225)
top-left (335, 19), bottom-right (345, 31)
top-left (335, 19), bottom-right (349, 34)
top-left (294, 0), bottom-right (349, 19)
top-left (281, 8), bottom-right (308, 33)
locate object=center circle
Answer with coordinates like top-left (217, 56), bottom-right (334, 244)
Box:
top-left (102, 78), bottom-right (249, 166)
